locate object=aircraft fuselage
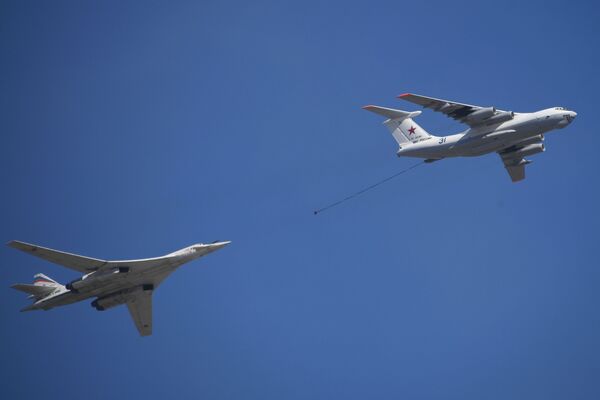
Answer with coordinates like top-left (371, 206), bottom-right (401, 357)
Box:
top-left (399, 107), bottom-right (576, 159)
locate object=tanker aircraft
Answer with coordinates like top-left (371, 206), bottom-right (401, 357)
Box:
top-left (9, 240), bottom-right (230, 336)
top-left (364, 93), bottom-right (577, 182)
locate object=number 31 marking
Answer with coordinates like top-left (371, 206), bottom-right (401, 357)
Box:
top-left (438, 137), bottom-right (447, 144)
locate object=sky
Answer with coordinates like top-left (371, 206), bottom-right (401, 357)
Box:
top-left (1, 1), bottom-right (599, 399)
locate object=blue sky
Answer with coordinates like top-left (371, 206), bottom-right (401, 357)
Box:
top-left (1, 1), bottom-right (599, 399)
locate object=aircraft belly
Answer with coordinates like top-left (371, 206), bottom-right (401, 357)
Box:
top-left (456, 140), bottom-right (509, 156)
top-left (86, 266), bottom-right (174, 299)
top-left (37, 291), bottom-right (85, 309)
top-left (402, 144), bottom-right (453, 159)
top-left (36, 265), bottom-right (176, 310)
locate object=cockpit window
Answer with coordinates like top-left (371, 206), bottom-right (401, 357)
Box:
top-left (555, 107), bottom-right (566, 110)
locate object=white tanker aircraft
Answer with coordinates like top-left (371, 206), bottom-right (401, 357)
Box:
top-left (9, 240), bottom-right (230, 336)
top-left (364, 93), bottom-right (577, 182)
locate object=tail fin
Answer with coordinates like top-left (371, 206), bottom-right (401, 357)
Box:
top-left (11, 273), bottom-right (62, 299)
top-left (363, 105), bottom-right (433, 148)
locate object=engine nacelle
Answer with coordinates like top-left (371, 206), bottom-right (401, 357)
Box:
top-left (91, 292), bottom-right (131, 311)
top-left (512, 135), bottom-right (544, 148)
top-left (466, 107), bottom-right (496, 122)
top-left (67, 268), bottom-right (130, 294)
top-left (91, 285), bottom-right (153, 311)
top-left (66, 271), bottom-right (95, 293)
top-left (485, 111), bottom-right (514, 125)
top-left (510, 143), bottom-right (545, 158)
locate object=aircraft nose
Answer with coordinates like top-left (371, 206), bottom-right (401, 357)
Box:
top-left (203, 241), bottom-right (231, 252)
top-left (210, 240), bottom-right (231, 248)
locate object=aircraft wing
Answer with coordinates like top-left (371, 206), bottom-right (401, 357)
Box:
top-left (8, 240), bottom-right (171, 273)
top-left (498, 153), bottom-right (529, 182)
top-left (127, 290), bottom-right (153, 336)
top-left (8, 241), bottom-right (228, 273)
top-left (8, 240), bottom-right (107, 273)
top-left (503, 160), bottom-right (526, 182)
top-left (398, 93), bottom-right (503, 128)
top-left (105, 243), bottom-right (229, 270)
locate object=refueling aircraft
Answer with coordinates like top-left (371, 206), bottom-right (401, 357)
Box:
top-left (364, 93), bottom-right (577, 181)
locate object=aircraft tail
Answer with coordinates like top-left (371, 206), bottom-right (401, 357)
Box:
top-left (363, 105), bottom-right (434, 149)
top-left (11, 273), bottom-right (62, 300)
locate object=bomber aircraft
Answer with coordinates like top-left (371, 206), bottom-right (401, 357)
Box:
top-left (9, 240), bottom-right (230, 336)
top-left (364, 93), bottom-right (577, 182)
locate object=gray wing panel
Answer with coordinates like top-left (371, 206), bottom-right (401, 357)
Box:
top-left (399, 93), bottom-right (499, 127)
top-left (127, 290), bottom-right (153, 336)
top-left (505, 163), bottom-right (526, 182)
top-left (498, 154), bottom-right (527, 182)
top-left (8, 241), bottom-right (107, 273)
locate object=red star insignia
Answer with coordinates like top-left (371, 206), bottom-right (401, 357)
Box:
top-left (408, 126), bottom-right (416, 135)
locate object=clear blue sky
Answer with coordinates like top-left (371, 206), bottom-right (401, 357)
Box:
top-left (1, 1), bottom-right (599, 399)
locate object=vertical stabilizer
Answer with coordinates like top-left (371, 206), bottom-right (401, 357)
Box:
top-left (32, 273), bottom-right (59, 287)
top-left (363, 105), bottom-right (434, 149)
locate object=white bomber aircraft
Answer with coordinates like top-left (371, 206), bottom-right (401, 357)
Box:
top-left (9, 240), bottom-right (230, 336)
top-left (364, 93), bottom-right (577, 182)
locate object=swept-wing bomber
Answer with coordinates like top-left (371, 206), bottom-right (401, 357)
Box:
top-left (364, 93), bottom-right (577, 181)
top-left (9, 240), bottom-right (230, 336)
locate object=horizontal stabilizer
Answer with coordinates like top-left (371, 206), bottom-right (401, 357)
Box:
top-left (11, 283), bottom-right (55, 297)
top-left (363, 105), bottom-right (422, 120)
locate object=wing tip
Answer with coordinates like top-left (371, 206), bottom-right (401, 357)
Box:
top-left (7, 240), bottom-right (28, 250)
top-left (7, 240), bottom-right (38, 252)
top-left (398, 93), bottom-right (412, 98)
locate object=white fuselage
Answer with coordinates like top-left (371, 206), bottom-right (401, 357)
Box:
top-left (398, 108), bottom-right (577, 159)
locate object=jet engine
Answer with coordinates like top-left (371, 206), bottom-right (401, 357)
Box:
top-left (512, 135), bottom-right (544, 148)
top-left (65, 272), bottom-right (94, 293)
top-left (485, 111), bottom-right (514, 125)
top-left (466, 107), bottom-right (496, 123)
top-left (91, 285), bottom-right (153, 311)
top-left (504, 143), bottom-right (545, 159)
top-left (91, 293), bottom-right (131, 311)
top-left (66, 267), bottom-right (130, 294)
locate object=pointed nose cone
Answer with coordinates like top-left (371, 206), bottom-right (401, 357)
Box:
top-left (210, 240), bottom-right (231, 249)
top-left (190, 240), bottom-right (231, 259)
top-left (204, 240), bottom-right (231, 254)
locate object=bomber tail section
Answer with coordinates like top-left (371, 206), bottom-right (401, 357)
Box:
top-left (363, 105), bottom-right (435, 150)
top-left (11, 273), bottom-right (63, 306)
